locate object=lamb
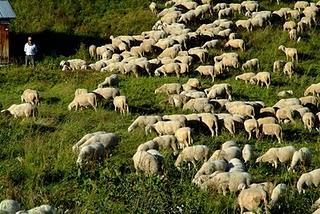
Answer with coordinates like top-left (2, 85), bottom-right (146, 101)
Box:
top-left (68, 93), bottom-right (97, 111)
top-left (0, 199), bottom-right (20, 213)
top-left (175, 145), bottom-right (210, 170)
top-left (304, 83), bottom-right (320, 96)
top-left (224, 39), bottom-right (245, 51)
top-left (235, 72), bottom-right (255, 84)
top-left (237, 186), bottom-right (268, 214)
top-left (297, 168), bottom-right (320, 194)
top-left (152, 135), bottom-right (179, 155)
top-left (93, 87), bottom-right (120, 100)
top-left (1, 103), bottom-right (37, 118)
top-left (241, 58), bottom-right (259, 71)
top-left (283, 62), bottom-right (295, 79)
top-left (128, 115), bottom-right (162, 132)
top-left (259, 123), bottom-right (283, 143)
top-left (97, 74), bottom-right (119, 88)
top-left (195, 65), bottom-right (216, 82)
top-left (113, 96), bottom-right (129, 114)
top-left (242, 144), bottom-right (253, 163)
top-left (155, 83), bottom-right (182, 95)
top-left (175, 127), bottom-right (192, 149)
top-left (72, 131), bottom-right (107, 152)
top-left (278, 45), bottom-right (298, 62)
top-left (133, 150), bottom-right (163, 175)
top-left (155, 63), bottom-right (181, 78)
top-left (244, 119), bottom-right (259, 140)
top-left (270, 183), bottom-right (287, 207)
top-left (273, 60), bottom-right (286, 73)
top-left (303, 112), bottom-right (316, 132)
top-left (193, 159), bottom-right (228, 180)
top-left (145, 120), bottom-right (185, 136)
top-left (60, 59), bottom-right (87, 71)
top-left (289, 147), bottom-right (312, 171)
top-left (256, 146), bottom-right (296, 168)
top-left (250, 72), bottom-right (271, 88)
top-left (76, 142), bottom-right (105, 169)
top-left (21, 89), bottom-right (40, 105)
top-left (137, 140), bottom-right (159, 152)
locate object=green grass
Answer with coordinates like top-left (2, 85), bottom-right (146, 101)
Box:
top-left (1, 0), bottom-right (320, 213)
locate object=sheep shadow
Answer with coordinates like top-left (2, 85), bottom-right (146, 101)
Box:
top-left (29, 123), bottom-right (56, 134)
top-left (43, 96), bottom-right (61, 105)
top-left (130, 105), bottom-right (161, 114)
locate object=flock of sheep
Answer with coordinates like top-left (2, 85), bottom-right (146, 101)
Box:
top-left (2, 0), bottom-right (320, 213)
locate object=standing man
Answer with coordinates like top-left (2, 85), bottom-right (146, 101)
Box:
top-left (24, 36), bottom-right (37, 67)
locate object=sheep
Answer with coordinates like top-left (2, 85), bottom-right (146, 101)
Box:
top-left (186, 78), bottom-right (200, 89)
top-left (113, 96), bottom-right (129, 114)
top-left (211, 147), bottom-right (242, 162)
top-left (193, 159), bottom-right (228, 180)
top-left (137, 140), bottom-right (159, 152)
top-left (283, 21), bottom-right (297, 31)
top-left (183, 98), bottom-right (214, 113)
top-left (229, 3), bottom-right (242, 14)
top-left (244, 119), bottom-right (259, 140)
top-left (236, 20), bottom-right (253, 32)
top-left (235, 72), bottom-right (255, 84)
top-left (0, 199), bottom-right (20, 213)
top-left (276, 108), bottom-right (295, 124)
top-left (304, 83), bottom-right (320, 96)
top-left (89, 45), bottom-right (97, 59)
top-left (224, 39), bottom-right (245, 51)
top-left (218, 8), bottom-right (233, 20)
top-left (149, 2), bottom-right (157, 14)
top-left (68, 93), bottom-right (97, 111)
top-left (228, 104), bottom-right (255, 117)
top-left (21, 89), bottom-right (40, 105)
top-left (155, 63), bottom-right (181, 78)
top-left (201, 39), bottom-right (220, 49)
top-left (195, 65), bottom-right (216, 82)
top-left (93, 87), bottom-right (120, 100)
top-left (155, 83), bottom-right (182, 95)
top-left (278, 45), bottom-right (298, 62)
top-left (133, 151), bottom-right (162, 175)
top-left (188, 47), bottom-right (208, 63)
top-left (242, 144), bottom-right (253, 163)
top-left (242, 1), bottom-right (259, 12)
top-left (269, 183), bottom-right (287, 207)
top-left (128, 115), bottom-right (162, 132)
top-left (78, 133), bottom-right (119, 154)
top-left (283, 62), bottom-right (295, 79)
top-left (289, 29), bottom-right (298, 41)
top-left (294, 1), bottom-right (310, 11)
top-left (297, 168), bottom-right (320, 194)
top-left (221, 141), bottom-right (238, 150)
top-left (242, 58), bottom-right (259, 71)
top-left (289, 147), bottom-right (312, 171)
top-left (198, 113), bottom-right (219, 137)
top-left (60, 59), bottom-right (87, 71)
top-left (299, 96), bottom-right (319, 108)
top-left (228, 158), bottom-right (246, 172)
top-left (206, 83), bottom-right (232, 100)
top-left (277, 90), bottom-right (294, 97)
top-left (76, 142), bottom-right (105, 169)
top-left (97, 74), bottom-right (119, 88)
top-left (75, 88), bottom-right (88, 97)
top-left (153, 135), bottom-right (179, 155)
top-left (168, 94), bottom-right (189, 108)
top-left (1, 103), bottom-right (37, 118)
top-left (17, 205), bottom-right (56, 214)
top-left (175, 145), bottom-right (210, 170)
top-left (273, 98), bottom-right (301, 109)
top-left (175, 127), bottom-right (192, 149)
top-left (273, 60), bottom-right (286, 73)
top-left (250, 72), bottom-right (271, 88)
top-left (72, 131), bottom-right (107, 152)
top-left (145, 120), bottom-right (185, 136)
top-left (237, 186), bottom-right (269, 214)
top-left (302, 112), bottom-right (316, 132)
top-left (256, 146), bottom-right (296, 169)
top-left (214, 52), bottom-right (240, 69)
top-left (259, 123), bottom-right (283, 143)
top-left (162, 114), bottom-right (187, 125)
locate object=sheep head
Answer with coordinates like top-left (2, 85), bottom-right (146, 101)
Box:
top-left (278, 45), bottom-right (285, 52)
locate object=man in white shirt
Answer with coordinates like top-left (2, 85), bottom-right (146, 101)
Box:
top-left (24, 37), bottom-right (37, 67)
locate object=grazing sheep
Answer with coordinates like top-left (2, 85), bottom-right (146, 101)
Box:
top-left (218, 8), bottom-right (233, 20)
top-left (195, 65), bottom-right (216, 82)
top-left (224, 39), bottom-right (245, 51)
top-left (162, 114), bottom-right (187, 125)
top-left (256, 146), bottom-right (296, 168)
top-left (193, 159), bottom-right (228, 181)
top-left (175, 127), bottom-right (192, 149)
top-left (238, 186), bottom-right (268, 214)
top-left (276, 108), bottom-right (295, 124)
top-left (168, 94), bottom-right (189, 108)
top-left (0, 199), bottom-right (20, 213)
top-left (137, 140), bottom-right (159, 152)
top-left (175, 145), bottom-right (210, 170)
top-left (78, 133), bottom-right (118, 154)
top-left (299, 96), bottom-right (319, 108)
top-left (155, 83), bottom-right (182, 95)
top-left (186, 78), bottom-right (200, 89)
top-left (153, 135), bottom-right (179, 155)
top-left (198, 113), bottom-right (219, 137)
top-left (201, 39), bottom-right (220, 49)
top-left (89, 45), bottom-right (97, 59)
top-left (212, 147), bottom-right (242, 162)
top-left (60, 59), bottom-right (87, 71)
top-left (242, 58), bottom-right (259, 71)
top-left (221, 141), bottom-right (238, 150)
top-left (235, 72), bottom-right (256, 84)
top-left (113, 96), bottom-right (129, 114)
top-left (183, 98), bottom-right (214, 113)
top-left (302, 112), bottom-right (316, 132)
top-left (145, 120), bottom-right (185, 136)
top-left (277, 90), bottom-right (294, 97)
top-left (236, 20), bottom-right (253, 32)
top-left (21, 89), bottom-right (40, 105)
top-left (294, 1), bottom-right (310, 11)
top-left (206, 83), bottom-right (232, 100)
top-left (149, 2), bottom-right (157, 14)
top-left (283, 62), bottom-right (295, 79)
top-left (250, 72), bottom-right (271, 88)
top-left (278, 45), bottom-right (298, 62)
top-left (244, 119), bottom-right (259, 140)
top-left (273, 60), bottom-right (286, 73)
top-left (289, 147), bottom-right (312, 171)
top-left (93, 87), bottom-right (120, 100)
top-left (1, 103), bottom-right (37, 118)
top-left (133, 150), bottom-right (162, 175)
top-left (283, 21), bottom-right (297, 31)
top-left (68, 93), bottom-right (97, 111)
top-left (228, 104), bottom-right (255, 117)
top-left (273, 98), bottom-right (301, 109)
top-left (76, 142), bottom-right (105, 169)
top-left (155, 63), bottom-right (181, 78)
top-left (259, 123), bottom-right (283, 143)
top-left (128, 115), bottom-right (162, 132)
top-left (98, 74), bottom-right (119, 88)
top-left (72, 131), bottom-right (107, 152)
top-left (242, 144), bottom-right (253, 163)
top-left (297, 168), bottom-right (320, 194)
top-left (304, 83), bottom-right (320, 96)
top-left (270, 183), bottom-right (287, 207)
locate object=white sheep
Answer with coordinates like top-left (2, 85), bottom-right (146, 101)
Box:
top-left (273, 60), bottom-right (286, 73)
top-left (89, 45), bottom-right (97, 59)
top-left (183, 98), bottom-right (214, 113)
top-left (155, 63), bottom-right (181, 78)
top-left (68, 93), bottom-right (97, 111)
top-left (242, 58), bottom-right (259, 71)
top-left (175, 145), bottom-right (210, 170)
top-left (162, 114), bottom-right (187, 125)
top-left (273, 98), bottom-right (301, 109)
top-left (228, 158), bottom-right (246, 172)
top-left (299, 96), bottom-right (319, 108)
top-left (97, 74), bottom-right (119, 88)
top-left (218, 8), bottom-right (233, 20)
top-left (186, 78), bottom-right (200, 89)
top-left (289, 147), bottom-right (312, 171)
top-left (283, 21), bottom-right (297, 31)
top-left (168, 94), bottom-right (189, 108)
top-left (133, 150), bottom-right (162, 175)
top-left (155, 83), bottom-right (182, 95)
top-left (236, 20), bottom-right (253, 32)
top-left (145, 120), bottom-right (185, 136)
top-left (137, 140), bottom-right (159, 152)
top-left (75, 88), bottom-right (88, 97)
top-left (244, 118), bottom-right (259, 140)
top-left (224, 39), bottom-right (245, 51)
top-left (303, 112), bottom-right (316, 132)
top-left (60, 59), bottom-right (87, 71)
top-left (193, 159), bottom-right (228, 181)
top-left (304, 83), bottom-right (320, 96)
top-left (278, 45), bottom-right (298, 62)
top-left (276, 108), bottom-right (295, 124)
top-left (228, 104), bottom-right (255, 117)
top-left (256, 146), bottom-right (296, 168)
top-left (259, 123), bottom-right (283, 143)
top-left (0, 199), bottom-right (20, 213)
top-left (1, 103), bottom-right (37, 118)
top-left (206, 83), bottom-right (232, 100)
top-left (289, 29), bottom-right (298, 41)
top-left (72, 131), bottom-right (107, 152)
top-left (242, 144), bottom-right (253, 163)
top-left (294, 1), bottom-right (310, 11)
top-left (250, 72), bottom-right (271, 88)
top-left (277, 90), bottom-right (294, 97)
top-left (78, 133), bottom-right (118, 154)
top-left (21, 89), bottom-right (40, 105)
top-left (153, 135), bottom-right (179, 155)
top-left (128, 115), bottom-right (162, 132)
top-left (113, 96), bottom-right (129, 114)
top-left (198, 113), bottom-right (219, 137)
top-left (201, 39), bottom-right (220, 49)
top-left (175, 127), bottom-right (192, 149)
top-left (237, 186), bottom-right (268, 214)
top-left (17, 204), bottom-right (56, 214)
top-left (270, 183), bottom-right (287, 207)
top-left (235, 72), bottom-right (256, 84)
top-left (283, 62), bottom-right (295, 79)
top-left (297, 168), bottom-right (320, 194)
top-left (195, 65), bottom-right (216, 82)
top-left (93, 87), bottom-right (120, 100)
top-left (76, 142), bottom-right (105, 169)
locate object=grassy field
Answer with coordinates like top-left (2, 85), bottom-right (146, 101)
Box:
top-left (0, 0), bottom-right (320, 213)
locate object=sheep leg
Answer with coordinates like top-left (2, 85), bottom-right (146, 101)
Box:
top-left (248, 131), bottom-right (252, 140)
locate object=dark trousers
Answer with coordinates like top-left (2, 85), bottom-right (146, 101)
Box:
top-left (25, 55), bottom-right (35, 67)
